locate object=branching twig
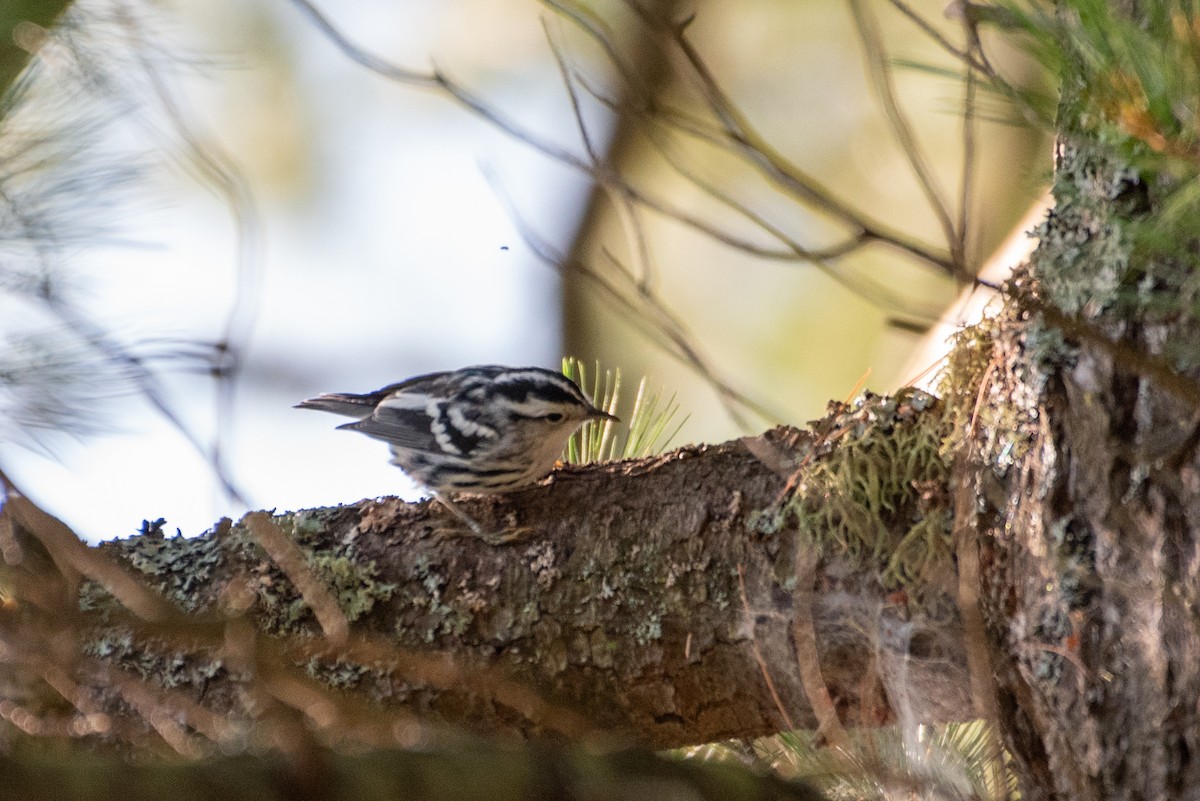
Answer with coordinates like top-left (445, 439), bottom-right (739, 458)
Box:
top-left (848, 0), bottom-right (962, 275)
top-left (243, 511), bottom-right (349, 646)
top-left (620, 2), bottom-right (956, 275)
top-left (886, 0), bottom-right (993, 76)
top-left (737, 564), bottom-right (795, 731)
top-left (112, 1), bottom-right (262, 507)
top-left (957, 11), bottom-right (984, 270)
top-left (0, 468), bottom-right (174, 622)
top-left (516, 208), bottom-right (783, 427)
top-left (790, 547), bottom-right (851, 750)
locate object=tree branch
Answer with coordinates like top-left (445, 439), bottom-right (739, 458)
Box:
top-left (20, 394), bottom-right (974, 752)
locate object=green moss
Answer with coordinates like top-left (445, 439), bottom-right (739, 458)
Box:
top-left (773, 389), bottom-right (954, 594)
top-left (937, 305), bottom-right (1054, 484)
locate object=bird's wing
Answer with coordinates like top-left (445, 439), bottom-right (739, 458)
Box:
top-left (336, 393), bottom-right (440, 451)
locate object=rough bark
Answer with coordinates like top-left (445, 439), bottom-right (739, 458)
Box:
top-left (11, 4), bottom-right (1200, 800)
top-left (964, 119), bottom-right (1200, 801)
top-left (30, 397), bottom-right (967, 752)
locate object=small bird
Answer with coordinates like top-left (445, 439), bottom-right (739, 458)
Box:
top-left (296, 365), bottom-right (618, 541)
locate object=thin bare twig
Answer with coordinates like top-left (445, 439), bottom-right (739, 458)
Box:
top-left (619, 2), bottom-right (955, 275)
top-left (293, 0), bottom-right (956, 280)
top-left (293, 0), bottom-right (862, 283)
top-left (957, 14), bottom-right (983, 269)
top-left (737, 564), bottom-right (796, 731)
top-left (542, 21), bottom-right (658, 290)
top-left (115, 1), bottom-right (261, 505)
top-left (848, 0), bottom-right (962, 275)
top-left (950, 464), bottom-right (997, 721)
top-left (281, 635), bottom-right (595, 739)
top-left (790, 548), bottom-right (851, 749)
top-left (3, 7), bottom-right (255, 504)
top-left (94, 605), bottom-right (595, 741)
top-left (483, 169), bottom-right (783, 427)
top-left (569, 77), bottom-right (913, 271)
top-left (0, 468), bottom-right (174, 622)
top-left (243, 511), bottom-right (349, 645)
top-left (886, 0), bottom-right (993, 76)
top-left (949, 460), bottom-right (1008, 800)
top-left (629, 123), bottom-right (936, 310)
top-left (543, 18), bottom-right (602, 164)
top-left (43, 299), bottom-right (250, 504)
top-left (90, 660), bottom-right (241, 746)
top-left (102, 665), bottom-right (208, 756)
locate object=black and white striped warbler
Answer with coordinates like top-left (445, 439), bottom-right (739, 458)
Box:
top-left (297, 365), bottom-right (618, 540)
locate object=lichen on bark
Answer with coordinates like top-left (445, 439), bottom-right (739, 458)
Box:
top-left (48, 402), bottom-right (975, 753)
top-left (958, 20), bottom-right (1200, 793)
top-left (752, 389), bottom-right (955, 600)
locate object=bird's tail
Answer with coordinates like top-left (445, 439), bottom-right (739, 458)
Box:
top-left (294, 391), bottom-right (385, 418)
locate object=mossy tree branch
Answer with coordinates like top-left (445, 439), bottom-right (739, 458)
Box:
top-left (1, 391), bottom-right (971, 754)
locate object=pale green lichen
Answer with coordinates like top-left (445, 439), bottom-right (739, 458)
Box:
top-left (84, 519), bottom-right (227, 614)
top-left (247, 513), bottom-right (398, 633)
top-left (78, 511), bottom-right (394, 634)
top-left (83, 627), bottom-right (226, 690)
top-left (274, 553), bottom-right (396, 630)
top-left (1034, 142), bottom-right (1135, 317)
top-left (633, 615), bottom-right (663, 646)
top-left (771, 388), bottom-right (954, 594)
top-left (306, 658), bottom-right (369, 688)
top-left (937, 308), bottom-right (1048, 483)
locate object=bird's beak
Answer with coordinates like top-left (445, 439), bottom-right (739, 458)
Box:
top-left (588, 406), bottom-right (620, 423)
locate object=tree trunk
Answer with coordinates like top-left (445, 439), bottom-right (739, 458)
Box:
top-left (966, 180), bottom-right (1200, 800)
top-left (964, 73), bottom-right (1200, 800)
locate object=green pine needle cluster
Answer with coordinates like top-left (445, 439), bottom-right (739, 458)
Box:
top-left (1002, 0), bottom-right (1200, 240)
top-left (1005, 0), bottom-right (1200, 165)
top-left (561, 357), bottom-right (687, 465)
top-left (683, 720), bottom-right (1017, 801)
top-left (986, 1), bottom-right (1200, 372)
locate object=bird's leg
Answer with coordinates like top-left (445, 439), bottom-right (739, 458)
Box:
top-left (430, 492), bottom-right (483, 535)
top-left (429, 492), bottom-right (533, 546)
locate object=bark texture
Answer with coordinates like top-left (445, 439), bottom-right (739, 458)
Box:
top-left (63, 402), bottom-right (969, 752)
top-left (966, 142), bottom-right (1200, 800)
top-left (12, 6), bottom-right (1200, 801)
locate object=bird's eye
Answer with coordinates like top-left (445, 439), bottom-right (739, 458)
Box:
top-left (542, 412), bottom-right (564, 423)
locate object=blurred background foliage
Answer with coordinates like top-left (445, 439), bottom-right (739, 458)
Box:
top-left (0, 0), bottom-right (1050, 540)
top-left (561, 0), bottom-right (1049, 433)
